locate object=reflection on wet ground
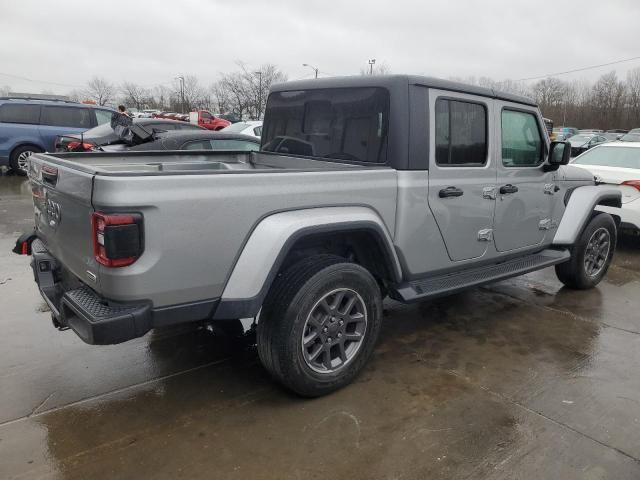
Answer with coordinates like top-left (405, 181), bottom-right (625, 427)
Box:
top-left (1, 175), bottom-right (639, 479)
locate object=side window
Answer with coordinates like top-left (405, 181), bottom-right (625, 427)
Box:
top-left (183, 140), bottom-right (212, 150)
top-left (210, 139), bottom-right (259, 151)
top-left (435, 99), bottom-right (487, 166)
top-left (41, 106), bottom-right (92, 128)
top-left (501, 110), bottom-right (543, 167)
top-left (201, 112), bottom-right (212, 120)
top-left (0, 104), bottom-right (40, 124)
top-left (94, 109), bottom-right (113, 126)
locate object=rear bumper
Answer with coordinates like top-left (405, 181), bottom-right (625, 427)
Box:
top-left (30, 238), bottom-right (219, 345)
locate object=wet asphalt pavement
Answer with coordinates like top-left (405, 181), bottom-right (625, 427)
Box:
top-left (1, 172), bottom-right (639, 479)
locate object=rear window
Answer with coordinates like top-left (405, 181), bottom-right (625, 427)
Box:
top-left (0, 104), bottom-right (40, 124)
top-left (572, 146), bottom-right (640, 169)
top-left (262, 87), bottom-right (389, 164)
top-left (41, 106), bottom-right (92, 128)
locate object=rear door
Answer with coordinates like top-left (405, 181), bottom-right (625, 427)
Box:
top-left (427, 90), bottom-right (497, 261)
top-left (39, 106), bottom-right (93, 151)
top-left (493, 104), bottom-right (557, 252)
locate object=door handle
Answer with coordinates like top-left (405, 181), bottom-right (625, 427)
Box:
top-left (499, 184), bottom-right (519, 195)
top-left (439, 186), bottom-right (464, 198)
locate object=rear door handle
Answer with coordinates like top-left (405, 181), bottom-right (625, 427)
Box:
top-left (439, 186), bottom-right (464, 198)
top-left (499, 184), bottom-right (519, 195)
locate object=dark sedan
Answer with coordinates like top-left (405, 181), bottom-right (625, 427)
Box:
top-left (103, 131), bottom-right (261, 152)
top-left (568, 133), bottom-right (608, 157)
top-left (55, 118), bottom-right (204, 152)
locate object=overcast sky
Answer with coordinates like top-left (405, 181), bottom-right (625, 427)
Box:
top-left (1, 0), bottom-right (639, 95)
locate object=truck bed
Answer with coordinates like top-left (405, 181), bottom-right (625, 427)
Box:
top-left (28, 150), bottom-right (396, 309)
top-left (37, 150), bottom-right (366, 176)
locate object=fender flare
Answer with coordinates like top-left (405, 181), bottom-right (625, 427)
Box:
top-left (213, 206), bottom-right (401, 319)
top-left (553, 185), bottom-right (622, 245)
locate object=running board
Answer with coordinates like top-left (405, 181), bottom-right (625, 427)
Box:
top-left (393, 248), bottom-right (570, 302)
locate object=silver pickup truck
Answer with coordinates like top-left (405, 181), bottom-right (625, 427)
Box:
top-left (16, 75), bottom-right (622, 397)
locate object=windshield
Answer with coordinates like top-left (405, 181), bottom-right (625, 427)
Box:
top-left (262, 87), bottom-right (390, 164)
top-left (572, 146), bottom-right (640, 169)
top-left (619, 133), bottom-right (640, 142)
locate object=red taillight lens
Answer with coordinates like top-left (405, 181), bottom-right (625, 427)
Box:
top-left (67, 141), bottom-right (94, 151)
top-left (92, 212), bottom-right (143, 267)
top-left (621, 180), bottom-right (640, 191)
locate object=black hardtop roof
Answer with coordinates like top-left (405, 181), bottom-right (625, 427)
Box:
top-left (270, 74), bottom-right (536, 107)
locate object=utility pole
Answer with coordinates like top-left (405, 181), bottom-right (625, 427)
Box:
top-left (368, 58), bottom-right (376, 76)
top-left (176, 75), bottom-right (185, 113)
top-left (302, 63), bottom-right (319, 79)
top-left (254, 71), bottom-right (263, 119)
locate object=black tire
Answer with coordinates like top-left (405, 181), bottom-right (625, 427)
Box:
top-left (257, 255), bottom-right (383, 397)
top-left (555, 213), bottom-right (616, 289)
top-left (10, 145), bottom-right (42, 175)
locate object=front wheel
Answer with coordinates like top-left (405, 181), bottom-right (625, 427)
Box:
top-left (555, 213), bottom-right (616, 289)
top-left (257, 255), bottom-right (383, 397)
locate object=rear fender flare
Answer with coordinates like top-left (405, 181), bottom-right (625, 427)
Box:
top-left (553, 185), bottom-right (622, 245)
top-left (214, 207), bottom-right (401, 319)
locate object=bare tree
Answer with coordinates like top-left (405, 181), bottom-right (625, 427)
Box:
top-left (592, 71), bottom-right (626, 129)
top-left (213, 62), bottom-right (287, 119)
top-left (121, 82), bottom-right (151, 111)
top-left (360, 62), bottom-right (391, 76)
top-left (0, 84), bottom-right (11, 96)
top-left (84, 77), bottom-right (115, 106)
top-left (626, 68), bottom-right (640, 123)
top-left (532, 77), bottom-right (567, 109)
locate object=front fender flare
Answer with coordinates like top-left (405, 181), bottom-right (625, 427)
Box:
top-left (553, 186), bottom-right (621, 245)
top-left (214, 207), bottom-right (401, 319)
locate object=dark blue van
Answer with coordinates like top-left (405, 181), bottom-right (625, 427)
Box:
top-left (0, 97), bottom-right (115, 173)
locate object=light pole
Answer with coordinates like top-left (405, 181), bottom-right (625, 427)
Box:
top-left (175, 75), bottom-right (185, 113)
top-left (302, 63), bottom-right (319, 79)
top-left (254, 71), bottom-right (263, 119)
top-left (368, 59), bottom-right (376, 76)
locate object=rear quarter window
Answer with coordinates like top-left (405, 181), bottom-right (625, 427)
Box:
top-left (41, 106), bottom-right (92, 128)
top-left (0, 104), bottom-right (41, 124)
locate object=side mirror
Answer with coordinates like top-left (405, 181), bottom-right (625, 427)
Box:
top-left (546, 141), bottom-right (571, 171)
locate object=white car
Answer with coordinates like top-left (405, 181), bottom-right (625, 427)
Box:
top-left (571, 143), bottom-right (640, 234)
top-left (222, 120), bottom-right (263, 138)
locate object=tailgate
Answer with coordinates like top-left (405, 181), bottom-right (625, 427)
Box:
top-left (28, 153), bottom-right (98, 285)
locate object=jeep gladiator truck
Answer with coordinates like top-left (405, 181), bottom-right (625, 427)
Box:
top-left (16, 75), bottom-right (622, 397)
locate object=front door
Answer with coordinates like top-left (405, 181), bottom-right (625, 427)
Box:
top-left (493, 104), bottom-right (557, 252)
top-left (427, 90), bottom-right (497, 261)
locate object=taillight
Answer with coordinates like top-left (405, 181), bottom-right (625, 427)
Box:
top-left (92, 212), bottom-right (143, 267)
top-left (67, 141), bottom-right (94, 152)
top-left (621, 180), bottom-right (640, 191)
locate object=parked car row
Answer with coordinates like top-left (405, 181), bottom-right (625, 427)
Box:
top-left (0, 96), bottom-right (116, 173)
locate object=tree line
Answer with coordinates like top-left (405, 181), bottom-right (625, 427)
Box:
top-left (2, 63), bottom-right (639, 129)
top-left (64, 62), bottom-right (287, 120)
top-left (451, 69), bottom-right (640, 130)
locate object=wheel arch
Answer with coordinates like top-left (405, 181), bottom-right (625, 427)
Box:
top-left (213, 207), bottom-right (402, 319)
top-left (553, 185), bottom-right (622, 246)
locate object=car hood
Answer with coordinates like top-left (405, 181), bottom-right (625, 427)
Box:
top-left (560, 164), bottom-right (596, 182)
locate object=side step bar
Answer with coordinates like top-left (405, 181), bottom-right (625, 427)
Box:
top-left (393, 248), bottom-right (570, 302)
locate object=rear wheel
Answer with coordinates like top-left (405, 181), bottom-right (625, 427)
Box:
top-left (555, 213), bottom-right (616, 289)
top-left (257, 255), bottom-right (383, 397)
top-left (10, 145), bottom-right (42, 175)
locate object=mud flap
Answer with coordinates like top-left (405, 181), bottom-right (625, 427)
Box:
top-left (12, 230), bottom-right (37, 255)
